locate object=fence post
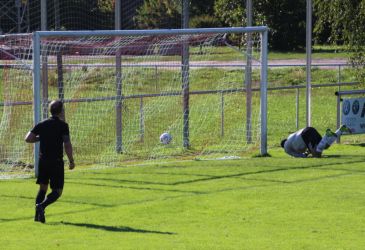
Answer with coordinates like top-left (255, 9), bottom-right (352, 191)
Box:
top-left (115, 0), bottom-right (122, 153)
top-left (338, 65), bottom-right (341, 84)
top-left (245, 0), bottom-right (253, 144)
top-left (155, 65), bottom-right (158, 91)
top-left (140, 97), bottom-right (144, 142)
top-left (336, 65), bottom-right (342, 143)
top-left (336, 93), bottom-right (341, 143)
top-left (221, 92), bottom-right (224, 137)
top-left (306, 0), bottom-right (312, 127)
top-left (296, 88), bottom-right (300, 129)
top-left (182, 0), bottom-right (190, 148)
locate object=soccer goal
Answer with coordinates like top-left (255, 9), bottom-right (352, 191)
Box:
top-left (0, 27), bottom-right (268, 174)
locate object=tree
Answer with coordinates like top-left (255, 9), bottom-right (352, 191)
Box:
top-left (214, 0), bottom-right (307, 51)
top-left (191, 0), bottom-right (215, 16)
top-left (190, 0), bottom-right (220, 28)
top-left (256, 0), bottom-right (307, 50)
top-left (314, 0), bottom-right (365, 78)
top-left (134, 0), bottom-right (181, 29)
top-left (214, 0), bottom-right (245, 28)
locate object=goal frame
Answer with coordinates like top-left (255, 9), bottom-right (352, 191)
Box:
top-left (32, 26), bottom-right (269, 175)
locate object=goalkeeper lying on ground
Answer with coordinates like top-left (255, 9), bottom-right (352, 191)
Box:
top-left (280, 125), bottom-right (352, 158)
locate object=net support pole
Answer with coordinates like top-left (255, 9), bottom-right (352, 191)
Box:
top-left (115, 51), bottom-right (122, 153)
top-left (115, 0), bottom-right (122, 153)
top-left (32, 32), bottom-right (41, 177)
top-left (182, 0), bottom-right (190, 148)
top-left (54, 0), bottom-right (62, 99)
top-left (41, 55), bottom-right (48, 119)
top-left (260, 29), bottom-right (268, 155)
top-left (306, 0), bottom-right (312, 127)
top-left (41, 0), bottom-right (48, 119)
top-left (245, 0), bottom-right (253, 143)
top-left (54, 0), bottom-right (64, 118)
top-left (56, 52), bottom-right (64, 97)
top-left (41, 0), bottom-right (47, 31)
top-left (54, 0), bottom-right (60, 29)
top-left (15, 0), bottom-right (21, 33)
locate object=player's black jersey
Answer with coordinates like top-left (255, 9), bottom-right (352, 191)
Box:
top-left (31, 116), bottom-right (69, 160)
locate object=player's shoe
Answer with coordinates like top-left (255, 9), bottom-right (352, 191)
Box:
top-left (340, 125), bottom-right (352, 134)
top-left (36, 204), bottom-right (45, 223)
top-left (34, 206), bottom-right (39, 222)
top-left (325, 129), bottom-right (337, 137)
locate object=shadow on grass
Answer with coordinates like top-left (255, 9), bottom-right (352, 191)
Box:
top-left (350, 143), bottom-right (365, 147)
top-left (67, 180), bottom-right (205, 194)
top-left (320, 155), bottom-right (342, 158)
top-left (60, 221), bottom-right (176, 235)
top-left (82, 170), bottom-right (214, 178)
top-left (1, 157), bottom-right (364, 225)
top-left (68, 157), bottom-right (365, 187)
top-left (0, 194), bottom-right (114, 208)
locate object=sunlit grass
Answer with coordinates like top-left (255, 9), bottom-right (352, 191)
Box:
top-left (0, 144), bottom-right (364, 249)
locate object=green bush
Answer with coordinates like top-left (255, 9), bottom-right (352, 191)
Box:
top-left (189, 15), bottom-right (222, 28)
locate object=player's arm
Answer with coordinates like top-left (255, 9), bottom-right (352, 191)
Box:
top-left (24, 131), bottom-right (39, 143)
top-left (288, 151), bottom-right (307, 158)
top-left (63, 135), bottom-right (75, 169)
top-left (285, 147), bottom-right (307, 158)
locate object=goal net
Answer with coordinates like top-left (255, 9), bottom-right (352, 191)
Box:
top-left (0, 34), bottom-right (34, 176)
top-left (0, 27), bottom-right (268, 174)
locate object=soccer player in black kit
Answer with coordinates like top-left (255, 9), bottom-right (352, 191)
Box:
top-left (25, 100), bottom-right (75, 223)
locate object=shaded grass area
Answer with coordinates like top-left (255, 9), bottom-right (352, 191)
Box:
top-left (0, 143), bottom-right (364, 249)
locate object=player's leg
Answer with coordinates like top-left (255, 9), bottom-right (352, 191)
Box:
top-left (301, 127), bottom-right (322, 157)
top-left (335, 124), bottom-right (352, 136)
top-left (37, 159), bottom-right (64, 223)
top-left (35, 159), bottom-right (49, 222)
top-left (316, 129), bottom-right (337, 153)
top-left (40, 188), bottom-right (63, 209)
top-left (34, 184), bottom-right (47, 222)
top-left (36, 184), bottom-right (48, 204)
top-left (316, 125), bottom-right (352, 153)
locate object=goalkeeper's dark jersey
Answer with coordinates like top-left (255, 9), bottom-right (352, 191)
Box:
top-left (31, 116), bottom-right (69, 160)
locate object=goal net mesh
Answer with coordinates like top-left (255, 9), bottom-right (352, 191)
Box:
top-left (0, 30), bottom-right (264, 172)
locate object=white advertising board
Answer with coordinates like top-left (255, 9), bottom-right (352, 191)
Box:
top-left (342, 97), bottom-right (365, 134)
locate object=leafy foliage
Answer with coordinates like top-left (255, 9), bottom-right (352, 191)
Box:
top-left (214, 0), bottom-right (245, 27)
top-left (314, 0), bottom-right (365, 79)
top-left (97, 0), bottom-right (114, 12)
top-left (214, 0), bottom-right (307, 50)
top-left (190, 15), bottom-right (221, 28)
top-left (255, 0), bottom-right (307, 50)
top-left (134, 0), bottom-right (181, 29)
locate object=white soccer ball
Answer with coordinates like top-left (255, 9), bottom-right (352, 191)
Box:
top-left (160, 132), bottom-right (172, 145)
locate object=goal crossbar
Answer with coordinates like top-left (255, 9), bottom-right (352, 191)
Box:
top-left (34, 27), bottom-right (269, 38)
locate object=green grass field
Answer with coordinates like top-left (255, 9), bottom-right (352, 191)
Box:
top-left (1, 144), bottom-right (364, 249)
top-left (1, 43), bottom-right (365, 249)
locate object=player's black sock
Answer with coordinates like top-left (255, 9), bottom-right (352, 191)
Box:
top-left (35, 189), bottom-right (46, 204)
top-left (41, 191), bottom-right (61, 208)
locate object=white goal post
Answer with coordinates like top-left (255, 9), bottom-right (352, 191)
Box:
top-left (30, 26), bottom-right (268, 174)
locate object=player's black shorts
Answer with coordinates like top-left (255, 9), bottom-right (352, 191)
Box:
top-left (301, 127), bottom-right (322, 148)
top-left (36, 158), bottom-right (64, 189)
